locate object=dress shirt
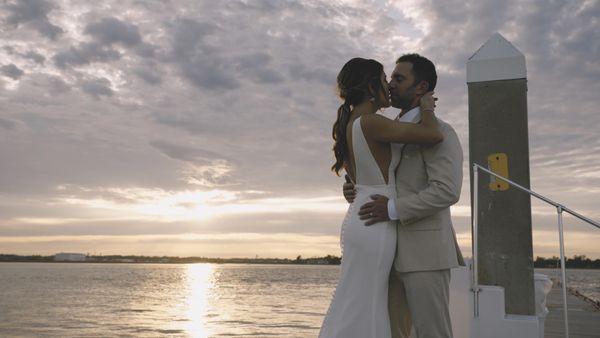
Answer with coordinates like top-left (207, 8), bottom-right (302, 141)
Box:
top-left (387, 106), bottom-right (421, 220)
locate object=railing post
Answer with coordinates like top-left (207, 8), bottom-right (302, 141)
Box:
top-left (469, 162), bottom-right (600, 336)
top-left (472, 164), bottom-right (480, 317)
top-left (557, 206), bottom-right (569, 338)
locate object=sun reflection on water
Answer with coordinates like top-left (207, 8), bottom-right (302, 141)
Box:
top-left (183, 263), bottom-right (215, 337)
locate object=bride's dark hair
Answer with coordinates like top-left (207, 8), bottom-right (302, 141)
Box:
top-left (331, 58), bottom-right (384, 176)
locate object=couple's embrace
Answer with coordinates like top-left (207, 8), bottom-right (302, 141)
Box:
top-left (319, 54), bottom-right (465, 338)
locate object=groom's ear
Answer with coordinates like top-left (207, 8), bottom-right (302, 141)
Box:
top-left (415, 80), bottom-right (430, 95)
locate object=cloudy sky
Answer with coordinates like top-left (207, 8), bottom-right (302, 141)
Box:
top-left (1, 0), bottom-right (598, 259)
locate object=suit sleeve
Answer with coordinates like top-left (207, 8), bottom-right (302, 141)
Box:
top-left (394, 123), bottom-right (463, 226)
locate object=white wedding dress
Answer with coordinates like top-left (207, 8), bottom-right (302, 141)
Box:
top-left (319, 116), bottom-right (400, 338)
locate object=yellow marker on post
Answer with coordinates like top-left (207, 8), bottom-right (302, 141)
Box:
top-left (488, 153), bottom-right (509, 191)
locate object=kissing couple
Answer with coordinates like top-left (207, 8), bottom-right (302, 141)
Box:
top-left (319, 54), bottom-right (465, 338)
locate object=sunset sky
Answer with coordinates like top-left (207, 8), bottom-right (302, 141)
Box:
top-left (1, 0), bottom-right (598, 259)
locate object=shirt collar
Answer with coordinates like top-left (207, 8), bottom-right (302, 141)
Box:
top-left (398, 106), bottom-right (421, 123)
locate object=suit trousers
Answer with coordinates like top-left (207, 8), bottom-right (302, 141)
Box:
top-left (389, 269), bottom-right (452, 338)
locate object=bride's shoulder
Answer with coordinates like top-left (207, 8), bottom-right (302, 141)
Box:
top-left (359, 114), bottom-right (394, 138)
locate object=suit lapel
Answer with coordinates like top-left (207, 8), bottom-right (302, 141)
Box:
top-left (400, 112), bottom-right (424, 165)
top-left (394, 109), bottom-right (422, 173)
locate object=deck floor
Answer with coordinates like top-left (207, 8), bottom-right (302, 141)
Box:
top-left (544, 283), bottom-right (600, 338)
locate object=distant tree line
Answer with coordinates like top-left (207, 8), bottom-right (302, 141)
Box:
top-left (295, 255), bottom-right (341, 265)
top-left (0, 254), bottom-right (52, 262)
top-left (534, 255), bottom-right (600, 269)
top-left (3, 254), bottom-right (599, 268)
top-left (0, 253), bottom-right (342, 265)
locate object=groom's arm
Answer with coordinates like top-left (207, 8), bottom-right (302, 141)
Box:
top-left (393, 123), bottom-right (463, 226)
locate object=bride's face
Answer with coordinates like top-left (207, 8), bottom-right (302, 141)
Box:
top-left (375, 71), bottom-right (391, 109)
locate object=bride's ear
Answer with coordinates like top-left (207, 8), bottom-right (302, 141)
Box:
top-left (367, 82), bottom-right (379, 101)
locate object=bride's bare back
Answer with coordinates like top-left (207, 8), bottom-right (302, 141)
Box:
top-left (345, 116), bottom-right (392, 184)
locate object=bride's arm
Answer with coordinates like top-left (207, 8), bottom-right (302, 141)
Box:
top-left (361, 93), bottom-right (443, 145)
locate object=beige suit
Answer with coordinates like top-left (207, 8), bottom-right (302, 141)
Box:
top-left (388, 113), bottom-right (465, 338)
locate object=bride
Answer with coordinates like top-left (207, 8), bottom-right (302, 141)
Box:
top-left (319, 58), bottom-right (442, 338)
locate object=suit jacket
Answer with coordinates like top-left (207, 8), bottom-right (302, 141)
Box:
top-left (392, 117), bottom-right (465, 273)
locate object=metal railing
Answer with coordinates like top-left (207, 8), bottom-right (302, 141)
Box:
top-left (471, 163), bottom-right (600, 338)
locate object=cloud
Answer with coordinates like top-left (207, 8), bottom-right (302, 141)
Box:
top-left (0, 0), bottom-right (598, 257)
top-left (149, 140), bottom-right (238, 187)
top-left (168, 18), bottom-right (240, 90)
top-left (84, 17), bottom-right (143, 46)
top-left (134, 67), bottom-right (161, 85)
top-left (44, 75), bottom-right (71, 94)
top-left (79, 77), bottom-right (114, 98)
top-left (82, 16), bottom-right (158, 59)
top-left (289, 63), bottom-right (336, 85)
top-left (2, 45), bottom-right (17, 54)
top-left (235, 52), bottom-right (285, 84)
top-left (0, 45), bottom-right (46, 64)
top-left (53, 42), bottom-right (121, 68)
top-left (150, 140), bottom-right (230, 164)
top-left (0, 118), bottom-right (17, 130)
top-left (3, 0), bottom-right (63, 40)
top-left (50, 16), bottom-right (157, 70)
top-left (23, 50), bottom-right (46, 64)
top-left (0, 64), bottom-right (24, 79)
top-left (133, 42), bottom-right (157, 58)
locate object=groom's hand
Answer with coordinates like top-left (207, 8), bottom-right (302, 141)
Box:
top-left (359, 195), bottom-right (390, 226)
top-left (343, 175), bottom-right (356, 203)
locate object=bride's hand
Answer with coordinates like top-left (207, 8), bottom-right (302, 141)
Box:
top-left (420, 91), bottom-right (437, 112)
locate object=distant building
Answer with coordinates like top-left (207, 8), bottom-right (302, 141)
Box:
top-left (54, 253), bottom-right (87, 262)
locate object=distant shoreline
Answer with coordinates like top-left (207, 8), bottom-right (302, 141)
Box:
top-left (1, 254), bottom-right (600, 268)
top-left (0, 254), bottom-right (341, 265)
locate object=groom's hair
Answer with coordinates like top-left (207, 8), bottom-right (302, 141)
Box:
top-left (396, 53), bottom-right (437, 91)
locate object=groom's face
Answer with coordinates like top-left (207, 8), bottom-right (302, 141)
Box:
top-left (389, 62), bottom-right (419, 110)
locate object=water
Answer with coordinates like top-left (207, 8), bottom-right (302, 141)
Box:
top-left (0, 263), bottom-right (337, 337)
top-left (535, 268), bottom-right (600, 303)
top-left (1, 263), bottom-right (598, 337)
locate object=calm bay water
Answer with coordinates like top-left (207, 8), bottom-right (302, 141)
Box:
top-left (535, 268), bottom-right (600, 303)
top-left (0, 263), bottom-right (598, 337)
top-left (0, 262), bottom-right (337, 337)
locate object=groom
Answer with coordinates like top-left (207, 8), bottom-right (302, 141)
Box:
top-left (343, 54), bottom-right (465, 338)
